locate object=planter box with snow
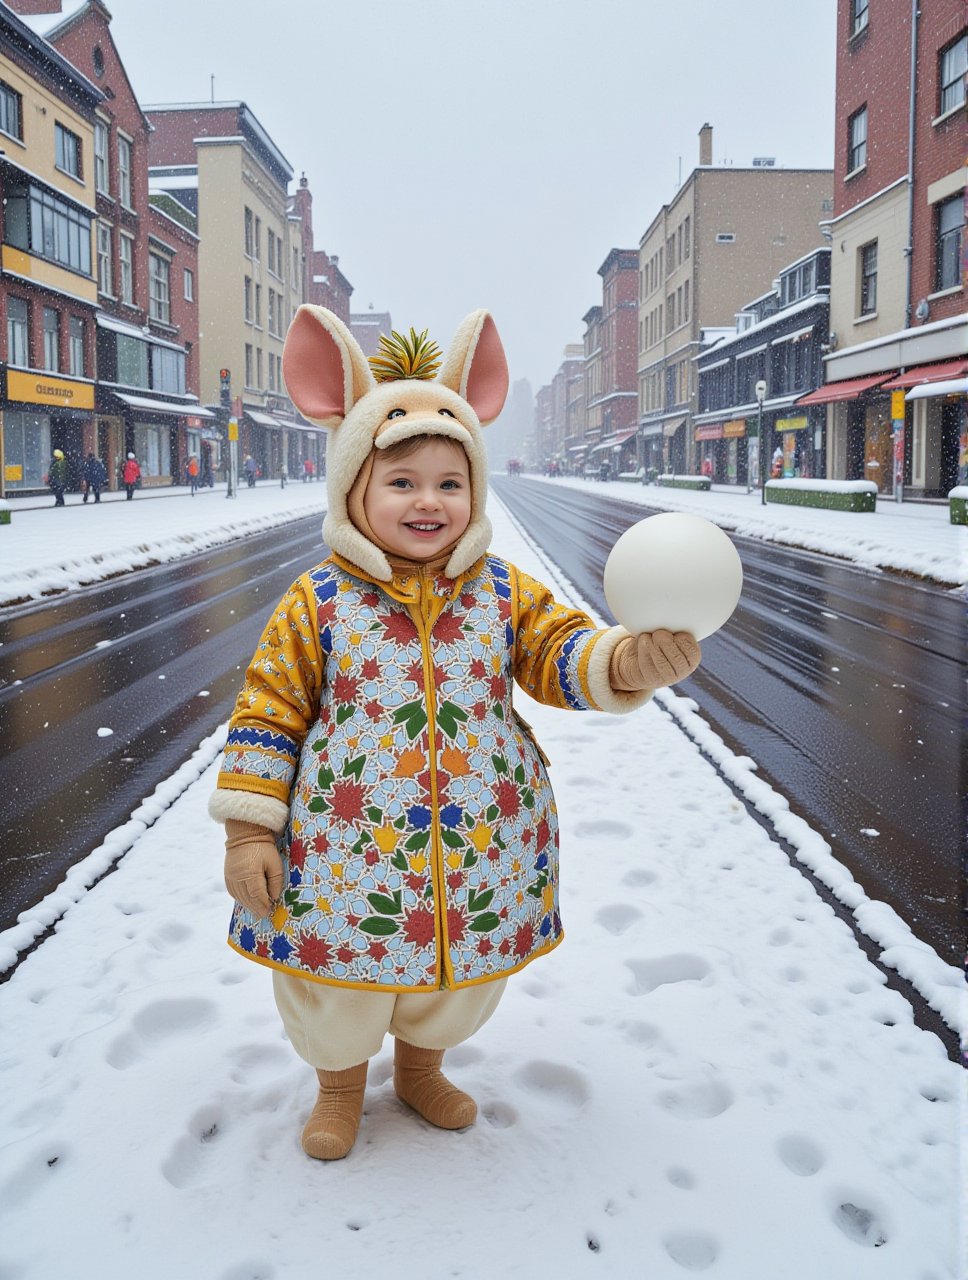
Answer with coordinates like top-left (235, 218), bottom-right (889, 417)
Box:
top-left (657, 474), bottom-right (711, 492)
top-left (765, 479), bottom-right (877, 512)
top-left (949, 485), bottom-right (968, 525)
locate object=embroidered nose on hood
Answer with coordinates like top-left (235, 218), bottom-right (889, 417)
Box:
top-left (281, 306), bottom-right (509, 582)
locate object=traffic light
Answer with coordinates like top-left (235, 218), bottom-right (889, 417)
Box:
top-left (219, 368), bottom-right (231, 407)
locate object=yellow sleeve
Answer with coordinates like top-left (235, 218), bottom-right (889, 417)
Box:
top-left (510, 564), bottom-right (650, 715)
top-left (209, 575), bottom-right (322, 829)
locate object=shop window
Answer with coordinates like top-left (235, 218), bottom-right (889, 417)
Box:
top-left (42, 307), bottom-right (59, 372)
top-left (859, 240), bottom-right (877, 315)
top-left (116, 333), bottom-right (149, 387)
top-left (2, 409), bottom-right (51, 489)
top-left (94, 120), bottom-right (109, 194)
top-left (151, 344), bottom-right (185, 395)
top-left (935, 195), bottom-right (964, 291)
top-left (55, 123), bottom-right (82, 179)
top-left (0, 79), bottom-right (22, 141)
top-left (69, 316), bottom-right (85, 377)
top-left (847, 106), bottom-right (867, 174)
top-left (149, 252), bottom-right (171, 324)
top-left (133, 421), bottom-right (170, 478)
top-left (117, 135), bottom-right (132, 209)
top-left (939, 32), bottom-right (967, 116)
top-left (7, 296), bottom-right (29, 367)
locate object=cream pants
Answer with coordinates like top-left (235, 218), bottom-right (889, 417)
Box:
top-left (272, 971), bottom-right (508, 1071)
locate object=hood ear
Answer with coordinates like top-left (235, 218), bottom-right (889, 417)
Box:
top-left (282, 305), bottom-right (375, 428)
top-left (437, 310), bottom-right (509, 425)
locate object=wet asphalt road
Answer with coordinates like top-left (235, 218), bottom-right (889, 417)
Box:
top-left (0, 513), bottom-right (326, 931)
top-left (492, 476), bottom-right (963, 969)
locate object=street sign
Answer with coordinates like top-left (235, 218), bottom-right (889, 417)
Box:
top-left (228, 418), bottom-right (239, 442)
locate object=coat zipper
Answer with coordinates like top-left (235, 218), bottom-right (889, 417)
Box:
top-left (409, 570), bottom-right (455, 990)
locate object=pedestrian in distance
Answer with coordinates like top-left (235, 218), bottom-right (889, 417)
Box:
top-left (122, 452), bottom-right (141, 500)
top-left (187, 454), bottom-right (200, 496)
top-left (243, 455), bottom-right (257, 488)
top-left (302, 456), bottom-right (315, 483)
top-left (280, 461), bottom-right (288, 489)
top-left (210, 306), bottom-right (702, 1162)
top-left (48, 449), bottom-right (68, 506)
top-left (83, 452), bottom-right (107, 503)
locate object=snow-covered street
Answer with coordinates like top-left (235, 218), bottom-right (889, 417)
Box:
top-left (0, 488), bottom-right (962, 1280)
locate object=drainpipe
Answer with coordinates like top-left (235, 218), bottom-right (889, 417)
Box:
top-left (904, 0), bottom-right (919, 330)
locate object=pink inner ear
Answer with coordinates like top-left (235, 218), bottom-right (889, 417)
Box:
top-left (465, 316), bottom-right (510, 422)
top-left (282, 309), bottom-right (347, 420)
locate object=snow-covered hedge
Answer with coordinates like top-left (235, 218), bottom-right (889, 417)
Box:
top-left (657, 474), bottom-right (711, 491)
top-left (948, 485), bottom-right (968, 525)
top-left (766, 478), bottom-right (877, 512)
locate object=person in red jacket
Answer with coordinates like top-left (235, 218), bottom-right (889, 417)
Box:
top-left (122, 452), bottom-right (141, 500)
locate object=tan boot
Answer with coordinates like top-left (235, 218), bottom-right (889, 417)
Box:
top-left (393, 1039), bottom-right (477, 1130)
top-left (301, 1062), bottom-right (368, 1160)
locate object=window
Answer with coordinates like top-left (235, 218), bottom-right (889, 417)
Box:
top-left (55, 123), bottom-right (81, 178)
top-left (244, 206), bottom-right (254, 257)
top-left (117, 333), bottom-right (148, 387)
top-left (936, 194), bottom-right (964, 291)
top-left (7, 296), bottom-right (29, 367)
top-left (848, 106), bottom-right (867, 173)
top-left (268, 349), bottom-right (277, 391)
top-left (267, 229), bottom-right (276, 275)
top-left (69, 316), bottom-right (85, 377)
top-left (151, 344), bottom-right (186, 395)
top-left (292, 246), bottom-right (299, 282)
top-left (42, 307), bottom-right (59, 371)
top-left (268, 289), bottom-right (275, 337)
top-left (850, 0), bottom-right (868, 36)
top-left (119, 232), bottom-right (134, 304)
top-left (244, 276), bottom-right (253, 321)
top-left (860, 241), bottom-right (877, 314)
top-left (245, 343), bottom-right (253, 387)
top-left (94, 120), bottom-right (109, 194)
top-left (0, 79), bottom-right (22, 140)
top-left (684, 216), bottom-right (691, 258)
top-left (148, 252), bottom-right (170, 324)
top-left (715, 232), bottom-right (735, 243)
top-left (256, 347), bottom-right (263, 387)
top-left (97, 223), bottom-right (112, 295)
top-left (255, 283), bottom-right (262, 327)
top-left (253, 217), bottom-right (261, 260)
top-left (6, 182), bottom-right (93, 275)
top-left (939, 33), bottom-right (967, 116)
top-left (183, 267), bottom-right (194, 301)
top-left (684, 278), bottom-right (690, 323)
top-left (117, 135), bottom-right (132, 208)
top-left (666, 294), bottom-right (675, 332)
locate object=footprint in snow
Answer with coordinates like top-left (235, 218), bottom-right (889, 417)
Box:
top-left (626, 954), bottom-right (711, 996)
top-left (657, 1078), bottom-right (734, 1120)
top-left (662, 1231), bottom-right (719, 1270)
top-left (595, 903), bottom-right (643, 935)
top-left (513, 1059), bottom-right (590, 1112)
top-left (0, 1142), bottom-right (69, 1209)
top-left (105, 997), bottom-right (215, 1070)
top-left (161, 1104), bottom-right (224, 1190)
top-left (573, 819), bottom-right (634, 841)
top-left (622, 867), bottom-right (657, 888)
top-left (776, 1133), bottom-right (825, 1176)
top-left (482, 1100), bottom-right (518, 1129)
top-left (832, 1200), bottom-right (889, 1248)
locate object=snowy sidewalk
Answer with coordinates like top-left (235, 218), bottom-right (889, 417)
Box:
top-left (0, 495), bottom-right (961, 1280)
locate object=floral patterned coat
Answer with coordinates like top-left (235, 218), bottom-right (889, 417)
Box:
top-left (214, 552), bottom-right (643, 991)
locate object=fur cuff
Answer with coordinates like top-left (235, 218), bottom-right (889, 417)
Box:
top-left (208, 788), bottom-right (289, 833)
top-left (585, 626), bottom-right (652, 714)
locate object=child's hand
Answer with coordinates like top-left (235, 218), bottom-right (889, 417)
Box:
top-left (224, 819), bottom-right (284, 918)
top-left (610, 629), bottom-right (701, 692)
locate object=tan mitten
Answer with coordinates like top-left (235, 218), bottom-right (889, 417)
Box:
top-left (224, 819), bottom-right (284, 918)
top-left (610, 629), bottom-right (701, 692)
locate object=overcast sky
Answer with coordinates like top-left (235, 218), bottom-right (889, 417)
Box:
top-left (100, 0), bottom-right (836, 391)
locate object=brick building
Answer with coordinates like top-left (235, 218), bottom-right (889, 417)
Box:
top-left (26, 0), bottom-right (210, 489)
top-left (586, 248), bottom-right (638, 475)
top-left (0, 2), bottom-right (101, 495)
top-left (811, 0), bottom-right (965, 498)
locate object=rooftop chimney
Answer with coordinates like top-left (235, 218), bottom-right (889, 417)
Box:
top-left (699, 123), bottom-right (713, 167)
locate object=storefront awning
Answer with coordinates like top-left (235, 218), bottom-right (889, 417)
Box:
top-left (663, 417), bottom-right (687, 437)
top-left (245, 410), bottom-right (282, 428)
top-left (112, 392), bottom-right (215, 419)
top-left (906, 378), bottom-right (968, 401)
top-left (882, 359), bottom-right (968, 391)
top-left (589, 427), bottom-right (637, 455)
top-left (795, 373), bottom-right (897, 406)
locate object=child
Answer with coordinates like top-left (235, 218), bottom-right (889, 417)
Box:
top-left (210, 307), bottom-right (700, 1160)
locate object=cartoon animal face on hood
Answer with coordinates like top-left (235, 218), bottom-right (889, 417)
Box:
top-left (282, 306), bottom-right (509, 581)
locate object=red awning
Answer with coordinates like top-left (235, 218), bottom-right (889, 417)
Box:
top-left (796, 373), bottom-right (897, 406)
top-left (881, 359), bottom-right (968, 390)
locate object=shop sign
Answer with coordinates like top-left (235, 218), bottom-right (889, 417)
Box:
top-left (4, 464), bottom-right (24, 482)
top-left (7, 369), bottom-right (95, 411)
top-left (776, 415), bottom-right (808, 432)
top-left (694, 423), bottom-right (724, 440)
top-left (723, 419), bottom-right (747, 438)
top-left (891, 392), bottom-right (906, 421)
top-left (186, 416), bottom-right (202, 428)
top-left (228, 417), bottom-right (239, 441)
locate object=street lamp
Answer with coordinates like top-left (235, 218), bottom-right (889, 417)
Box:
top-left (755, 378), bottom-right (768, 506)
